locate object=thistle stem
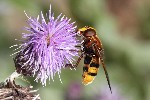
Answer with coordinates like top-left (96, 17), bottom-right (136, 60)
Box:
top-left (0, 71), bottom-right (21, 88)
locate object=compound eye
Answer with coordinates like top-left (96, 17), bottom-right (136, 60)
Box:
top-left (84, 30), bottom-right (96, 36)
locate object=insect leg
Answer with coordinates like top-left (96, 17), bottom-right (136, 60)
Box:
top-left (74, 53), bottom-right (84, 67)
top-left (93, 44), bottom-right (112, 93)
top-left (65, 53), bottom-right (83, 68)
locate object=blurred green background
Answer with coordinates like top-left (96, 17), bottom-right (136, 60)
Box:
top-left (0, 0), bottom-right (150, 100)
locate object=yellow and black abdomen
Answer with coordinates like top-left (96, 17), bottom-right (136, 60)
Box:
top-left (82, 55), bottom-right (100, 85)
top-left (82, 55), bottom-right (92, 85)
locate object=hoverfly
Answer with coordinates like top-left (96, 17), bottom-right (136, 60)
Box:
top-left (76, 26), bottom-right (112, 93)
top-left (66, 26), bottom-right (112, 93)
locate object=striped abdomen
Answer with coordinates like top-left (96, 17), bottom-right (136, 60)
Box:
top-left (82, 55), bottom-right (100, 85)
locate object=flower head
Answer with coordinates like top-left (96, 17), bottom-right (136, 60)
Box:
top-left (12, 6), bottom-right (79, 86)
top-left (0, 72), bottom-right (40, 100)
top-left (64, 82), bottom-right (82, 100)
top-left (0, 83), bottom-right (40, 100)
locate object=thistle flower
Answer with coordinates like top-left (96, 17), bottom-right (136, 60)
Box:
top-left (64, 82), bottom-right (82, 100)
top-left (12, 6), bottom-right (79, 86)
top-left (0, 84), bottom-right (40, 100)
top-left (0, 72), bottom-right (40, 100)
